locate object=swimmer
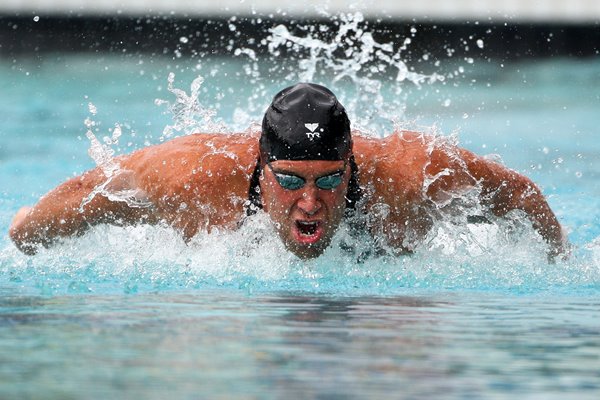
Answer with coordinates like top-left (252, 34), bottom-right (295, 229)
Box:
top-left (9, 83), bottom-right (568, 260)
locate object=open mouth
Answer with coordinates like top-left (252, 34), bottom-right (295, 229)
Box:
top-left (293, 220), bottom-right (323, 244)
top-left (297, 221), bottom-right (319, 236)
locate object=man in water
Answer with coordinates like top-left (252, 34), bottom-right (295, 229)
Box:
top-left (9, 83), bottom-right (568, 259)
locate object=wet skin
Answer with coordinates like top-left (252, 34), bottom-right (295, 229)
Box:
top-left (9, 132), bottom-right (568, 259)
top-left (260, 159), bottom-right (350, 259)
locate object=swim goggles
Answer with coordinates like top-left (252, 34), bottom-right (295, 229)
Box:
top-left (266, 163), bottom-right (346, 191)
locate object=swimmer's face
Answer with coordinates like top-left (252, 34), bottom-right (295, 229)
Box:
top-left (260, 159), bottom-right (350, 259)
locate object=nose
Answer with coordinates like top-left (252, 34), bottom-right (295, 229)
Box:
top-left (296, 185), bottom-right (322, 215)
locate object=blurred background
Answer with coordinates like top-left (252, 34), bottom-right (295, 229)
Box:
top-left (1, 0), bottom-right (599, 58)
top-left (2, 0), bottom-right (600, 20)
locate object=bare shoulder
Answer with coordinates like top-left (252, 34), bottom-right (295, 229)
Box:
top-left (119, 132), bottom-right (260, 234)
top-left (353, 131), bottom-right (434, 198)
top-left (351, 132), bottom-right (433, 249)
top-left (121, 132), bottom-right (258, 184)
top-left (123, 133), bottom-right (258, 170)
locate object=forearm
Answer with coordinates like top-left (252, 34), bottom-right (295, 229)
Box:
top-left (525, 198), bottom-right (567, 259)
top-left (9, 203), bottom-right (84, 254)
top-left (490, 177), bottom-right (567, 258)
top-left (9, 169), bottom-right (125, 254)
top-left (464, 151), bottom-right (568, 258)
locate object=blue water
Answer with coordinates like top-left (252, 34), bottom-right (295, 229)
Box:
top-left (1, 41), bottom-right (600, 397)
top-left (0, 290), bottom-right (598, 399)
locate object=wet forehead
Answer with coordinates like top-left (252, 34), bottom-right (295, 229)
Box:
top-left (268, 159), bottom-right (346, 177)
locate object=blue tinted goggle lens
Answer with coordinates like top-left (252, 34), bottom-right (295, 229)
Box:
top-left (273, 171), bottom-right (344, 191)
top-left (274, 174), bottom-right (305, 190)
top-left (315, 173), bottom-right (344, 190)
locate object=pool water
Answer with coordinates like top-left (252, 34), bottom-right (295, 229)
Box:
top-left (1, 17), bottom-right (600, 398)
top-left (1, 290), bottom-right (598, 399)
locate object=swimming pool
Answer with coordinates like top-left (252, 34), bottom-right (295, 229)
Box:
top-left (1, 16), bottom-right (599, 398)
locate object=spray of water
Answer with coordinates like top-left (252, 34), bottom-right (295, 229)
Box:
top-left (79, 104), bottom-right (153, 212)
top-left (84, 102), bottom-right (121, 177)
top-left (2, 211), bottom-right (599, 295)
top-left (155, 73), bottom-right (229, 141)
top-left (232, 12), bottom-right (444, 135)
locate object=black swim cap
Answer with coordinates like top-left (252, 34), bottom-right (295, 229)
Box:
top-left (261, 83), bottom-right (352, 162)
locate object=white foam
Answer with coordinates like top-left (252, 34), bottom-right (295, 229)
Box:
top-left (2, 211), bottom-right (598, 295)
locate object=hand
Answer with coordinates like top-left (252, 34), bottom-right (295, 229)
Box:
top-left (9, 206), bottom-right (32, 234)
top-left (547, 228), bottom-right (572, 263)
top-left (9, 206), bottom-right (41, 255)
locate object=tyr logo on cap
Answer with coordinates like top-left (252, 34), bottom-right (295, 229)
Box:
top-left (304, 123), bottom-right (320, 140)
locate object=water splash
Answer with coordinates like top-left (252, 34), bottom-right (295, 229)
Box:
top-left (141, 13), bottom-right (448, 138)
top-left (1, 210), bottom-right (598, 296)
top-left (84, 102), bottom-right (121, 177)
top-left (80, 104), bottom-right (152, 212)
top-left (232, 12), bottom-right (445, 135)
top-left (155, 73), bottom-right (227, 140)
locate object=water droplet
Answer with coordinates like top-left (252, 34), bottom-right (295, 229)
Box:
top-left (476, 39), bottom-right (484, 48)
top-left (179, 36), bottom-right (189, 44)
top-left (33, 16), bottom-right (40, 22)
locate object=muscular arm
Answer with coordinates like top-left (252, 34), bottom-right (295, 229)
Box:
top-left (422, 138), bottom-right (568, 259)
top-left (457, 148), bottom-right (568, 259)
top-left (9, 167), bottom-right (152, 255)
top-left (349, 133), bottom-right (568, 259)
top-left (9, 133), bottom-right (259, 255)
